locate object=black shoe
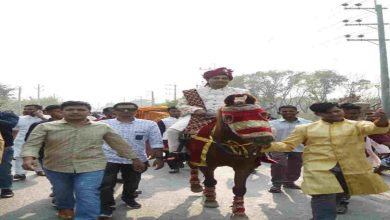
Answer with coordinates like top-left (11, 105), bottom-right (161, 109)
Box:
top-left (98, 210), bottom-right (113, 219)
top-left (132, 190), bottom-right (141, 198)
top-left (336, 202), bottom-right (348, 214)
top-left (51, 198), bottom-right (56, 207)
top-left (0, 189), bottom-right (14, 198)
top-left (124, 199), bottom-right (141, 209)
top-left (283, 183), bottom-right (301, 190)
top-left (36, 171), bottom-right (46, 176)
top-left (374, 165), bottom-right (389, 175)
top-left (13, 174), bottom-right (26, 181)
top-left (268, 185), bottom-right (282, 193)
top-left (169, 168), bottom-right (180, 174)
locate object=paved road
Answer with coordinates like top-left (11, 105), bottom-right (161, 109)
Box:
top-left (1, 164), bottom-right (390, 220)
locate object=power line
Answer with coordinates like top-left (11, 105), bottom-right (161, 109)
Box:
top-left (342, 1), bottom-right (390, 114)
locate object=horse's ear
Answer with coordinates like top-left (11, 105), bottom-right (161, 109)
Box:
top-left (224, 95), bottom-right (236, 106)
top-left (245, 94), bottom-right (257, 104)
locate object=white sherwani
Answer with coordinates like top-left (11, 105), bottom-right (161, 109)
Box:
top-left (167, 86), bottom-right (248, 152)
top-left (170, 86), bottom-right (248, 131)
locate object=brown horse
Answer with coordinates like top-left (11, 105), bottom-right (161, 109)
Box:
top-left (186, 94), bottom-right (274, 220)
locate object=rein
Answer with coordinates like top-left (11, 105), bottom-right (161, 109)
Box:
top-left (191, 133), bottom-right (258, 158)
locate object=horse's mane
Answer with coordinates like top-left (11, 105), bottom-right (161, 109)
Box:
top-left (214, 108), bottom-right (224, 142)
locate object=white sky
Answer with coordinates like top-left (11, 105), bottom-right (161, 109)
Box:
top-left (1, 0), bottom-right (389, 109)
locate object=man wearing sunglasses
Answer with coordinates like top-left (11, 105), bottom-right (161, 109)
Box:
top-left (99, 102), bottom-right (164, 218)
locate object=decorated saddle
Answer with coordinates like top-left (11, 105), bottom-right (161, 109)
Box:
top-left (182, 89), bottom-right (216, 135)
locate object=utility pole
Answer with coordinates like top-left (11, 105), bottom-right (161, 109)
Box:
top-left (151, 91), bottom-right (155, 106)
top-left (343, 1), bottom-right (390, 114)
top-left (165, 84), bottom-right (177, 101)
top-left (35, 84), bottom-right (44, 104)
top-left (376, 3), bottom-right (390, 115)
top-left (18, 86), bottom-right (22, 115)
top-left (173, 84), bottom-right (177, 101)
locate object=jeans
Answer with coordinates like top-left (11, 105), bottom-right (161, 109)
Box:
top-left (100, 162), bottom-right (146, 212)
top-left (311, 166), bottom-right (350, 220)
top-left (270, 152), bottom-right (303, 186)
top-left (45, 169), bottom-right (104, 220)
top-left (0, 147), bottom-right (14, 189)
top-left (382, 156), bottom-right (390, 167)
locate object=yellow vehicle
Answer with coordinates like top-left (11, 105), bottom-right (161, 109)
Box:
top-left (135, 106), bottom-right (169, 122)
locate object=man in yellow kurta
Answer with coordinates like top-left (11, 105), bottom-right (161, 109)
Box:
top-left (264, 102), bottom-right (389, 220)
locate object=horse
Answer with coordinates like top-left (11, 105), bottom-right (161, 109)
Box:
top-left (185, 94), bottom-right (274, 220)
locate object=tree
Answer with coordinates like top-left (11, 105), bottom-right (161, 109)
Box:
top-left (343, 78), bottom-right (372, 98)
top-left (0, 95), bottom-right (62, 114)
top-left (230, 70), bottom-right (304, 111)
top-left (0, 83), bottom-right (15, 99)
top-left (301, 70), bottom-right (348, 102)
top-left (0, 83), bottom-right (16, 108)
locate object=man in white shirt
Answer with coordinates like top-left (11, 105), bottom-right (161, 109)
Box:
top-left (166, 67), bottom-right (247, 153)
top-left (157, 107), bottom-right (181, 173)
top-left (13, 104), bottom-right (46, 180)
top-left (100, 102), bottom-right (164, 218)
top-left (269, 105), bottom-right (311, 193)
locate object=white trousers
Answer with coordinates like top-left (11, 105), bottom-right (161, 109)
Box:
top-left (166, 128), bottom-right (182, 153)
top-left (167, 115), bottom-right (192, 153)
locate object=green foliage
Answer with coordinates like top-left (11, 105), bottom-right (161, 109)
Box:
top-left (0, 83), bottom-right (15, 99)
top-left (301, 70), bottom-right (348, 102)
top-left (156, 99), bottom-right (178, 107)
top-left (230, 70), bottom-right (361, 115)
top-left (0, 96), bottom-right (62, 114)
top-left (0, 83), bottom-right (16, 108)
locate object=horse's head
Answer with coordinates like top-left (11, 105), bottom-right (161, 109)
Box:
top-left (215, 94), bottom-right (274, 147)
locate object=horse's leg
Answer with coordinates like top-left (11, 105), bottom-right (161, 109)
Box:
top-left (230, 168), bottom-right (253, 220)
top-left (189, 165), bottom-right (203, 193)
top-left (199, 166), bottom-right (219, 208)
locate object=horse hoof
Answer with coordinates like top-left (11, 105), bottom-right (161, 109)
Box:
top-left (202, 199), bottom-right (219, 208)
top-left (230, 213), bottom-right (249, 220)
top-left (191, 184), bottom-right (203, 193)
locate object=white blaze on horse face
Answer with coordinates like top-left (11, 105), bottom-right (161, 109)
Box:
top-left (233, 95), bottom-right (247, 105)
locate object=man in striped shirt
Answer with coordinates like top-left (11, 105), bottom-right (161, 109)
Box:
top-left (99, 102), bottom-right (164, 218)
top-left (21, 101), bottom-right (144, 220)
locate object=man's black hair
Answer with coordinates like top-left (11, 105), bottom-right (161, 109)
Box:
top-left (113, 102), bottom-right (138, 109)
top-left (278, 105), bottom-right (298, 112)
top-left (60, 101), bottom-right (91, 111)
top-left (309, 102), bottom-right (339, 113)
top-left (44, 105), bottom-right (61, 111)
top-left (339, 103), bottom-right (361, 110)
top-left (167, 106), bottom-right (178, 111)
top-left (24, 104), bottom-right (43, 110)
top-left (102, 107), bottom-right (114, 114)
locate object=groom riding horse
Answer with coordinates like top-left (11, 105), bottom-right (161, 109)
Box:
top-left (172, 94), bottom-right (274, 219)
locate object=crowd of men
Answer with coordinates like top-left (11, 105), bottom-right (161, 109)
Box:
top-left (0, 67), bottom-right (390, 220)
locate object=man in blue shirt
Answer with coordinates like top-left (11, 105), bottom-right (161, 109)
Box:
top-left (269, 105), bottom-right (311, 193)
top-left (0, 111), bottom-right (19, 198)
top-left (99, 102), bottom-right (164, 218)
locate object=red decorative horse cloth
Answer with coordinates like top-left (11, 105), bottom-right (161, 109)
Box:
top-left (182, 89), bottom-right (215, 134)
top-left (221, 104), bottom-right (274, 145)
top-left (187, 121), bottom-right (216, 166)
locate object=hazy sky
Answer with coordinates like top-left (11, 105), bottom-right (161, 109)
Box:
top-left (1, 0), bottom-right (389, 109)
